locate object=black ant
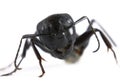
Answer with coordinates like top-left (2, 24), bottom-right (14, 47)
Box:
top-left (0, 13), bottom-right (117, 77)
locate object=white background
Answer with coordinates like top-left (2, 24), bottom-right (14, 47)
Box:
top-left (0, 0), bottom-right (120, 81)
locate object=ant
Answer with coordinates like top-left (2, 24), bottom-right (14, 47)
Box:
top-left (0, 13), bottom-right (117, 77)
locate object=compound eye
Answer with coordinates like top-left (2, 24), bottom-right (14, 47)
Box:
top-left (59, 19), bottom-right (72, 27)
top-left (67, 19), bottom-right (72, 24)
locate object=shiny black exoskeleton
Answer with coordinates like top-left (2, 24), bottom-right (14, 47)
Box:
top-left (1, 13), bottom-right (117, 77)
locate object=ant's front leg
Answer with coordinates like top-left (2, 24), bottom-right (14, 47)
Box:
top-left (14, 34), bottom-right (39, 70)
top-left (75, 27), bottom-right (118, 63)
top-left (1, 34), bottom-right (36, 76)
top-left (1, 39), bottom-right (31, 76)
top-left (14, 39), bottom-right (31, 70)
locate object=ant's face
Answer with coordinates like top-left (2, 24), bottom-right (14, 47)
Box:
top-left (37, 14), bottom-right (75, 51)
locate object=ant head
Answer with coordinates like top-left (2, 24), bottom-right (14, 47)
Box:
top-left (37, 14), bottom-right (77, 51)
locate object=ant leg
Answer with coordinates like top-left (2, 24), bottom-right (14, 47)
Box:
top-left (14, 39), bottom-right (31, 70)
top-left (75, 16), bottom-right (100, 52)
top-left (75, 17), bottom-right (116, 53)
top-left (31, 39), bottom-right (45, 77)
top-left (1, 34), bottom-right (37, 76)
top-left (75, 27), bottom-right (118, 63)
top-left (94, 28), bottom-right (118, 63)
top-left (74, 16), bottom-right (90, 24)
top-left (14, 34), bottom-right (40, 70)
top-left (89, 20), bottom-right (117, 63)
top-left (89, 20), bottom-right (117, 46)
top-left (1, 38), bottom-right (25, 76)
